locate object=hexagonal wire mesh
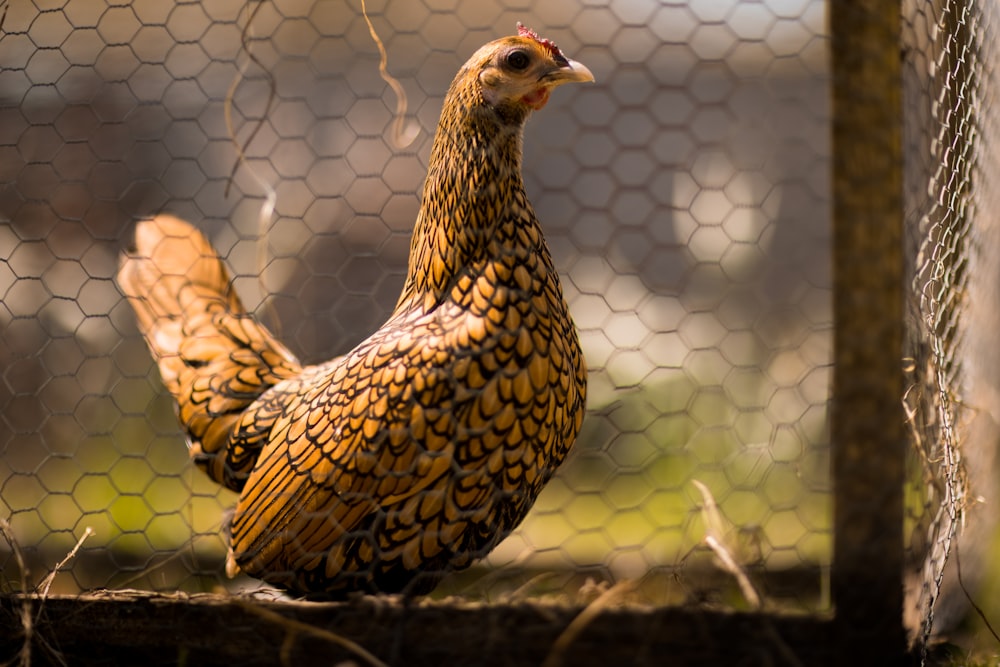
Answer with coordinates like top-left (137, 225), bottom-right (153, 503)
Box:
top-left (901, 0), bottom-right (1000, 645)
top-left (7, 0), bottom-right (967, 639)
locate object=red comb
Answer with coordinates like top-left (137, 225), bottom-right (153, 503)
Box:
top-left (516, 22), bottom-right (566, 62)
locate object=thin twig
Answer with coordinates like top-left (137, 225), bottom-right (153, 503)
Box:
top-left (225, 0), bottom-right (277, 200)
top-left (21, 528), bottom-right (92, 667)
top-left (955, 539), bottom-right (1000, 644)
top-left (234, 598), bottom-right (390, 667)
top-left (0, 518), bottom-right (29, 595)
top-left (224, 0), bottom-right (280, 334)
top-left (360, 0), bottom-right (418, 149)
top-left (0, 517), bottom-right (32, 667)
top-left (36, 527), bottom-right (93, 599)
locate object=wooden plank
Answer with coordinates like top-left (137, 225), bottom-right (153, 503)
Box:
top-left (830, 0), bottom-right (908, 660)
top-left (0, 592), bottom-right (853, 667)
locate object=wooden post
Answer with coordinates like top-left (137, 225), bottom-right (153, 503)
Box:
top-left (831, 0), bottom-right (907, 661)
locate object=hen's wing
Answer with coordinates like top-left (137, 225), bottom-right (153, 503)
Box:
top-left (227, 299), bottom-right (572, 594)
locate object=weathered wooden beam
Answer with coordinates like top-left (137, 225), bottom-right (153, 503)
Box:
top-left (0, 592), bottom-right (858, 667)
top-left (831, 0), bottom-right (908, 661)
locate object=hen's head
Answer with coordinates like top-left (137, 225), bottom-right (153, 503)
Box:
top-left (465, 24), bottom-right (594, 114)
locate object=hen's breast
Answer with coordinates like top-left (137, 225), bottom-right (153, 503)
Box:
top-left (228, 217), bottom-right (586, 596)
top-left (439, 258), bottom-right (582, 479)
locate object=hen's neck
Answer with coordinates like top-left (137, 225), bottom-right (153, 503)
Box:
top-left (397, 79), bottom-right (538, 311)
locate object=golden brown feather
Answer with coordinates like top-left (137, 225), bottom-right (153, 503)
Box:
top-left (117, 26), bottom-right (592, 597)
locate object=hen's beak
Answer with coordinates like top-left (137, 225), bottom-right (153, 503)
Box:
top-left (524, 58), bottom-right (594, 110)
top-left (543, 58), bottom-right (596, 86)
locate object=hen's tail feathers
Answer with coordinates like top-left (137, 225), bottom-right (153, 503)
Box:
top-left (117, 215), bottom-right (302, 489)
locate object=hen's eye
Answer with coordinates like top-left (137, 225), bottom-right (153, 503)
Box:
top-left (505, 50), bottom-right (530, 70)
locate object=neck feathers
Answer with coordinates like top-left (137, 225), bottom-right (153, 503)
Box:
top-left (398, 73), bottom-right (534, 309)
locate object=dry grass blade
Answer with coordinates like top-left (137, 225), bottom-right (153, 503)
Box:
top-left (691, 480), bottom-right (726, 546)
top-left (692, 479), bottom-right (762, 610)
top-left (703, 535), bottom-right (762, 610)
top-left (691, 483), bottom-right (805, 665)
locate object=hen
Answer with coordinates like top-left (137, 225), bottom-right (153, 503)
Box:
top-left (117, 24), bottom-right (592, 597)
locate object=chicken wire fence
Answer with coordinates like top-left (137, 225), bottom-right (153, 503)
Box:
top-left (0, 0), bottom-right (988, 660)
top-left (902, 0), bottom-right (1000, 644)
